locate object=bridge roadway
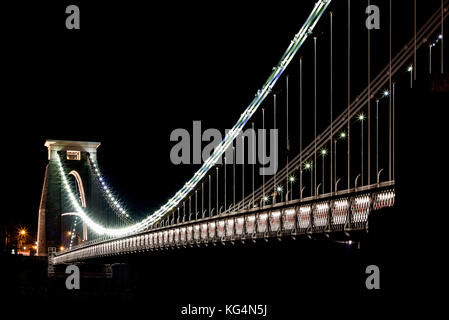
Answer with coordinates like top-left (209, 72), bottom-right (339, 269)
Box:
top-left (53, 181), bottom-right (395, 264)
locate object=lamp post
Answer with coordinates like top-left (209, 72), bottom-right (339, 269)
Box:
top-left (183, 202), bottom-right (186, 222)
top-left (189, 196), bottom-right (192, 221)
top-left (336, 131), bottom-right (346, 193)
top-left (216, 167), bottom-right (219, 214)
top-left (202, 182), bottom-right (204, 218)
top-left (224, 157), bottom-right (226, 212)
top-left (304, 162), bottom-right (313, 198)
top-left (408, 65), bottom-right (413, 88)
top-left (320, 149), bottom-right (327, 194)
top-left (209, 175), bottom-right (211, 217)
top-left (358, 113), bottom-right (365, 186)
top-left (195, 190), bottom-right (198, 220)
top-left (299, 57), bottom-right (303, 203)
top-left (383, 89), bottom-right (391, 181)
top-left (17, 227), bottom-right (28, 250)
top-left (334, 138), bottom-right (337, 193)
top-left (261, 195), bottom-right (269, 208)
top-left (376, 99), bottom-right (379, 176)
top-left (233, 146), bottom-right (236, 209)
top-left (289, 176), bottom-right (295, 202)
top-left (276, 185), bottom-right (283, 203)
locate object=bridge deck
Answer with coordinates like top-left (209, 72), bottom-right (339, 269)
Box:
top-left (53, 182), bottom-right (394, 264)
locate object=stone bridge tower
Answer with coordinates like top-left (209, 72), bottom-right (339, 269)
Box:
top-left (37, 140), bottom-right (101, 256)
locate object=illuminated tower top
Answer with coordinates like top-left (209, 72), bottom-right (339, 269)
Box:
top-left (44, 139), bottom-right (101, 161)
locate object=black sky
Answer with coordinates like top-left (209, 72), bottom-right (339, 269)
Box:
top-left (2, 0), bottom-right (314, 231)
top-left (1, 0), bottom-right (443, 234)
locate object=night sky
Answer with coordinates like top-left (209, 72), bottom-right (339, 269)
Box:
top-left (1, 0), bottom-right (444, 235)
top-left (2, 0), bottom-right (314, 233)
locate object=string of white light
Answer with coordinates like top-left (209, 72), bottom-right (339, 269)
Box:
top-left (57, 0), bottom-right (332, 238)
top-left (56, 154), bottom-right (143, 235)
top-left (87, 156), bottom-right (131, 220)
top-left (68, 218), bottom-right (77, 249)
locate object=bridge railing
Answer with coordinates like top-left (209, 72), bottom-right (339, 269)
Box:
top-left (53, 183), bottom-right (395, 264)
top-left (60, 181), bottom-right (393, 252)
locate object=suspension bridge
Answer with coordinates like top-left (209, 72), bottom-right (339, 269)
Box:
top-left (36, 0), bottom-right (447, 267)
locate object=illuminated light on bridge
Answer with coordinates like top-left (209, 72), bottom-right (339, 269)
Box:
top-left (257, 213), bottom-right (269, 233)
top-left (298, 206), bottom-right (312, 229)
top-left (316, 203), bottom-right (329, 211)
top-left (353, 196), bottom-right (372, 224)
top-left (246, 215), bottom-right (256, 234)
top-left (236, 218), bottom-right (244, 235)
top-left (334, 200), bottom-right (349, 208)
top-left (271, 211), bottom-right (281, 218)
top-left (358, 113), bottom-right (366, 121)
top-left (51, 191), bottom-right (398, 264)
top-left (332, 200), bottom-right (349, 225)
top-left (87, 155), bottom-right (131, 219)
top-left (300, 206), bottom-right (312, 214)
top-left (283, 209), bottom-right (296, 230)
top-left (314, 203), bottom-right (330, 227)
top-left (374, 191), bottom-right (396, 210)
top-left (355, 196), bottom-right (370, 206)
